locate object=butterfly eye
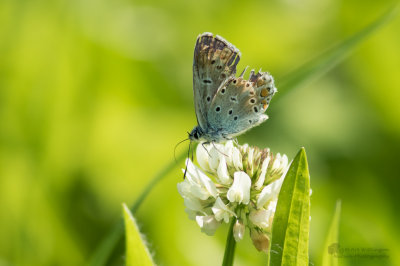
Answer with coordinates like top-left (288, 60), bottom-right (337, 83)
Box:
top-left (194, 132), bottom-right (199, 139)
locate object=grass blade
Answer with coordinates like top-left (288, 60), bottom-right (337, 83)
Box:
top-left (270, 148), bottom-right (311, 266)
top-left (276, 5), bottom-right (398, 100)
top-left (322, 200), bottom-right (342, 266)
top-left (122, 203), bottom-right (154, 266)
top-left (88, 149), bottom-right (187, 266)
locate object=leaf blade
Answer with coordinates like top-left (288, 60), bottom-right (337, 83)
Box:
top-left (122, 203), bottom-right (154, 266)
top-left (270, 147), bottom-right (311, 266)
top-left (276, 5), bottom-right (398, 100)
top-left (322, 200), bottom-right (342, 266)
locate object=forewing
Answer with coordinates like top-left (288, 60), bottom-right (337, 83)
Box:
top-left (193, 32), bottom-right (241, 129)
top-left (207, 70), bottom-right (277, 138)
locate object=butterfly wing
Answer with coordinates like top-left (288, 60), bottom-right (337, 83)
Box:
top-left (193, 33), bottom-right (241, 130)
top-left (207, 70), bottom-right (277, 139)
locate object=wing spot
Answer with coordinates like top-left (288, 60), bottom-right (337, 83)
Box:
top-left (233, 79), bottom-right (237, 84)
top-left (230, 96), bottom-right (237, 102)
top-left (220, 73), bottom-right (226, 79)
top-left (216, 65), bottom-right (222, 70)
top-left (211, 60), bottom-right (216, 64)
top-left (215, 106), bottom-right (221, 112)
top-left (260, 88), bottom-right (268, 97)
top-left (246, 83), bottom-right (250, 87)
top-left (253, 106), bottom-right (259, 113)
top-left (249, 90), bottom-right (255, 96)
top-left (249, 120), bottom-right (252, 124)
top-left (221, 88), bottom-right (226, 94)
top-left (203, 79), bottom-right (212, 84)
top-left (228, 109), bottom-right (233, 115)
top-left (250, 98), bottom-right (256, 104)
top-left (206, 96), bottom-right (211, 102)
top-left (234, 116), bottom-right (238, 121)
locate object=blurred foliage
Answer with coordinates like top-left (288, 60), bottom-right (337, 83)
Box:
top-left (0, 0), bottom-right (399, 266)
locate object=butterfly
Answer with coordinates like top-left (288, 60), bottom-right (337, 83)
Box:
top-left (188, 32), bottom-right (277, 143)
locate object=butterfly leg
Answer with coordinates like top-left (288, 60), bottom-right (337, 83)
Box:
top-left (202, 142), bottom-right (212, 157)
top-left (211, 141), bottom-right (228, 157)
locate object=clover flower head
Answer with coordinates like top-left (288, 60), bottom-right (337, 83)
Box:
top-left (177, 140), bottom-right (289, 252)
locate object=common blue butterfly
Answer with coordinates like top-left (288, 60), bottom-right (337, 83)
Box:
top-left (188, 32), bottom-right (277, 143)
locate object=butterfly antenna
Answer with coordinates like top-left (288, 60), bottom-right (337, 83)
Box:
top-left (239, 66), bottom-right (249, 78)
top-left (183, 140), bottom-right (191, 179)
top-left (174, 137), bottom-right (190, 163)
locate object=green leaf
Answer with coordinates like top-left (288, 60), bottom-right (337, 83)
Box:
top-left (88, 149), bottom-right (187, 266)
top-left (122, 203), bottom-right (154, 266)
top-left (276, 5), bottom-right (398, 100)
top-left (270, 148), bottom-right (311, 266)
top-left (322, 200), bottom-right (342, 266)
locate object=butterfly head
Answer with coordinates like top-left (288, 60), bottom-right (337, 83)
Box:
top-left (188, 126), bottom-right (203, 142)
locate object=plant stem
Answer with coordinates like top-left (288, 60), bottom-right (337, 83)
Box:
top-left (88, 149), bottom-right (188, 266)
top-left (222, 218), bottom-right (237, 266)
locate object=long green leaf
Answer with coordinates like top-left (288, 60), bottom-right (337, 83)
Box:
top-left (322, 200), bottom-right (342, 266)
top-left (88, 149), bottom-right (187, 266)
top-left (122, 203), bottom-right (154, 266)
top-left (276, 5), bottom-right (398, 101)
top-left (270, 148), bottom-right (311, 266)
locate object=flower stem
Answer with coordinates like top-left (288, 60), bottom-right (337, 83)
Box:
top-left (88, 149), bottom-right (188, 266)
top-left (222, 218), bottom-right (237, 266)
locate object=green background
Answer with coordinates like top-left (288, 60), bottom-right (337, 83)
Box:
top-left (0, 0), bottom-right (399, 265)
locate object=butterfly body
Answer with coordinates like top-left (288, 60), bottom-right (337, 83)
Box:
top-left (189, 33), bottom-right (277, 143)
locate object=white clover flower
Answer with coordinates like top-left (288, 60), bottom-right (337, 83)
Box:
top-left (177, 140), bottom-right (290, 252)
top-left (249, 209), bottom-right (273, 229)
top-left (212, 197), bottom-right (236, 223)
top-left (227, 172), bottom-right (251, 204)
top-left (196, 215), bottom-right (220, 236)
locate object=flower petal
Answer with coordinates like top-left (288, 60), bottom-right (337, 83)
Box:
top-left (212, 197), bottom-right (235, 223)
top-left (250, 229), bottom-right (270, 252)
top-left (232, 147), bottom-right (243, 170)
top-left (249, 208), bottom-right (273, 229)
top-left (233, 220), bottom-right (245, 242)
top-left (217, 156), bottom-right (231, 185)
top-left (253, 156), bottom-right (271, 190)
top-left (196, 215), bottom-right (220, 236)
top-left (196, 143), bottom-right (212, 172)
top-left (227, 171), bottom-right (251, 204)
top-left (184, 159), bottom-right (218, 200)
